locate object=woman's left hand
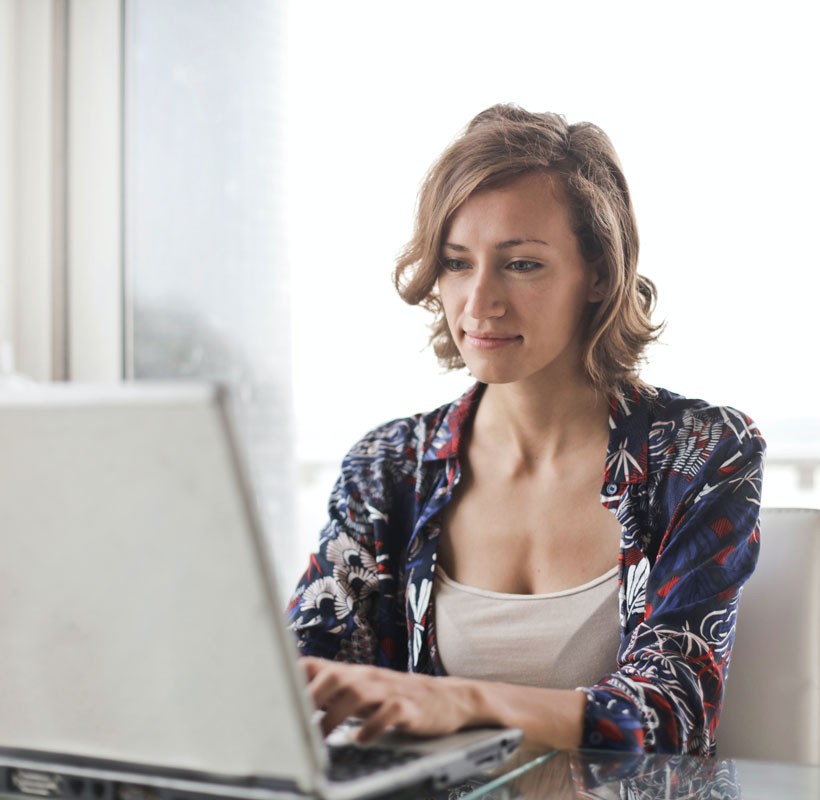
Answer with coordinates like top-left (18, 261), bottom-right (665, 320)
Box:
top-left (302, 657), bottom-right (485, 743)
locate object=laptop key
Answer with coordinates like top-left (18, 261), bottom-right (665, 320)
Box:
top-left (327, 744), bottom-right (423, 782)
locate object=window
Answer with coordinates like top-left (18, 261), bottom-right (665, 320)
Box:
top-left (124, 0), bottom-right (296, 584)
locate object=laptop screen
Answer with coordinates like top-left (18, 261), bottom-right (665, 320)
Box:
top-left (0, 384), bottom-right (320, 789)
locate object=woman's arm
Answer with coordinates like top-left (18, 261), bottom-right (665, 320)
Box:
top-left (287, 415), bottom-right (421, 667)
top-left (304, 656), bottom-right (586, 749)
top-left (583, 404), bottom-right (766, 754)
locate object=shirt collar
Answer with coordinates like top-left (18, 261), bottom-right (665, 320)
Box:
top-left (604, 384), bottom-right (651, 486)
top-left (422, 381), bottom-right (652, 488)
top-left (422, 383), bottom-right (484, 462)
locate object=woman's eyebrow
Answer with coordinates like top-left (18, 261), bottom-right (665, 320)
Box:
top-left (442, 238), bottom-right (550, 252)
top-left (497, 237), bottom-right (550, 249)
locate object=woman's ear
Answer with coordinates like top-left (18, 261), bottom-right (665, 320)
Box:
top-left (587, 261), bottom-right (608, 303)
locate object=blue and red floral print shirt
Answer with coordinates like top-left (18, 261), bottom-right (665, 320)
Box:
top-left (287, 383), bottom-right (765, 755)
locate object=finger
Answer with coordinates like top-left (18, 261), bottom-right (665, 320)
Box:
top-left (301, 656), bottom-right (329, 682)
top-left (356, 697), bottom-right (415, 743)
top-left (320, 690), bottom-right (379, 737)
top-left (308, 664), bottom-right (355, 711)
top-left (306, 667), bottom-right (380, 735)
top-left (310, 662), bottom-right (382, 712)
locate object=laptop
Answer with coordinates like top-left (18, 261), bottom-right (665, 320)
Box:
top-left (0, 382), bottom-right (520, 800)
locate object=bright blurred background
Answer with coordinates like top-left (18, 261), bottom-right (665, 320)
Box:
top-left (281, 0), bottom-right (820, 591)
top-left (2, 0), bottom-right (817, 597)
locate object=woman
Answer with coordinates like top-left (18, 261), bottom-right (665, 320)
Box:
top-left (287, 104), bottom-right (765, 755)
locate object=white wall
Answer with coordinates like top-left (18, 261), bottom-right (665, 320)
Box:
top-left (282, 0), bottom-right (819, 455)
top-left (282, 0), bottom-right (820, 578)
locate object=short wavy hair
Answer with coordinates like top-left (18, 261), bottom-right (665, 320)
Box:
top-left (393, 104), bottom-right (662, 393)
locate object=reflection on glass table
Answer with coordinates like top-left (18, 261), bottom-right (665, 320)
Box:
top-left (435, 749), bottom-right (820, 800)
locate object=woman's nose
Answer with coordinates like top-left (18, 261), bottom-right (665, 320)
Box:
top-left (464, 269), bottom-right (505, 319)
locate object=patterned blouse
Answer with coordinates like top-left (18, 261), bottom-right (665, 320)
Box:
top-left (287, 383), bottom-right (765, 754)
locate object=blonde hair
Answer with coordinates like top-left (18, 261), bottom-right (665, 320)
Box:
top-left (393, 104), bottom-right (662, 393)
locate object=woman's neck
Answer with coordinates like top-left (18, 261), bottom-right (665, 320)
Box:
top-left (474, 375), bottom-right (611, 467)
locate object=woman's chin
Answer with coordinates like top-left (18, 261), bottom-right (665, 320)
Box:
top-left (463, 364), bottom-right (522, 386)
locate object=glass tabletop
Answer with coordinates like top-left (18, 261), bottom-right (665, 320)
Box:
top-left (438, 748), bottom-right (820, 800)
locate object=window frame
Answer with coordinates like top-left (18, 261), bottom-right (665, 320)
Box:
top-left (0, 0), bottom-right (123, 383)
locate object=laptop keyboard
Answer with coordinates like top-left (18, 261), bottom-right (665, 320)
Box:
top-left (327, 744), bottom-right (423, 782)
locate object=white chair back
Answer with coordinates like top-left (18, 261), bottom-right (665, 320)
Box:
top-left (718, 507), bottom-right (820, 765)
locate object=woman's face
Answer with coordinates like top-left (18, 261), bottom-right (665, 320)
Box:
top-left (437, 171), bottom-right (604, 388)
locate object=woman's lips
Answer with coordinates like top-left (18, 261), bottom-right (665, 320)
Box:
top-left (463, 332), bottom-right (521, 350)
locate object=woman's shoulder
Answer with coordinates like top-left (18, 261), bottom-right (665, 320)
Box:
top-left (342, 384), bottom-right (480, 467)
top-left (620, 385), bottom-right (767, 477)
top-left (643, 386), bottom-right (764, 443)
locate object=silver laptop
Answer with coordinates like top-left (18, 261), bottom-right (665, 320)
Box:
top-left (0, 383), bottom-right (520, 800)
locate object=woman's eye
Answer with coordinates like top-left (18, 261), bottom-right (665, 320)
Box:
top-left (507, 260), bottom-right (541, 273)
top-left (441, 258), bottom-right (470, 272)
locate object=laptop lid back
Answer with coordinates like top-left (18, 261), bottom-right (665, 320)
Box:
top-left (0, 383), bottom-right (322, 793)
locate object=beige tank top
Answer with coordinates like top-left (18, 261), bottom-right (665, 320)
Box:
top-left (433, 565), bottom-right (621, 690)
